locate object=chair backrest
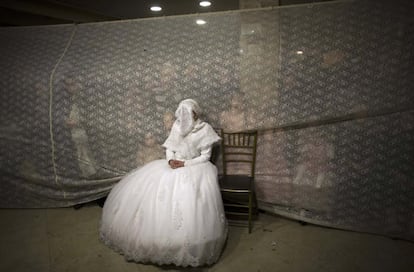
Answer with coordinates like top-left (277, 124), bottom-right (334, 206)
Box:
top-left (221, 130), bottom-right (258, 177)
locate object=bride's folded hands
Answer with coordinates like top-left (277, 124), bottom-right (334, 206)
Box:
top-left (168, 159), bottom-right (184, 169)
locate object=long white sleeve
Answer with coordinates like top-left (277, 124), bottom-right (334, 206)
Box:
top-left (165, 146), bottom-right (212, 166)
top-left (166, 149), bottom-right (175, 162)
top-left (183, 146), bottom-right (212, 166)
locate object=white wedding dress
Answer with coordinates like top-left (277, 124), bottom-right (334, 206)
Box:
top-left (99, 117), bottom-right (227, 267)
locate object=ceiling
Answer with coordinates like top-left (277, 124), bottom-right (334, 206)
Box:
top-left (0, 0), bottom-right (333, 27)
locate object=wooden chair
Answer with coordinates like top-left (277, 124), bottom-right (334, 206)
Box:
top-left (219, 129), bottom-right (258, 233)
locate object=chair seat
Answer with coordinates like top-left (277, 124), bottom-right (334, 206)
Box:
top-left (219, 175), bottom-right (253, 191)
top-left (219, 175), bottom-right (255, 209)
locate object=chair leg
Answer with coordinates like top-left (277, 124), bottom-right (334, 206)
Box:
top-left (248, 192), bottom-right (252, 233)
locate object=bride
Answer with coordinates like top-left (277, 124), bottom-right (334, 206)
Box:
top-left (99, 99), bottom-right (228, 267)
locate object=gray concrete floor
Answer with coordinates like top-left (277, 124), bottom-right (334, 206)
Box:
top-left (1, 204), bottom-right (414, 272)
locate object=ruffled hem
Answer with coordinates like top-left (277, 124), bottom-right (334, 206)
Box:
top-left (99, 223), bottom-right (228, 267)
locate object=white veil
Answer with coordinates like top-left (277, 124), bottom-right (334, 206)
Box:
top-left (175, 99), bottom-right (201, 136)
top-left (162, 99), bottom-right (220, 157)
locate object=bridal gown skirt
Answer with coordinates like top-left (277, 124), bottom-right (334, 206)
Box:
top-left (99, 159), bottom-right (228, 267)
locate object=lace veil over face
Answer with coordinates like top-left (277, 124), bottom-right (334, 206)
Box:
top-left (162, 99), bottom-right (220, 158)
top-left (175, 99), bottom-right (201, 136)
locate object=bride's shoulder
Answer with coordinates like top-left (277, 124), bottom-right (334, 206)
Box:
top-left (198, 121), bottom-right (214, 131)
